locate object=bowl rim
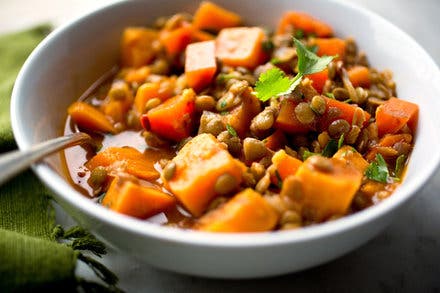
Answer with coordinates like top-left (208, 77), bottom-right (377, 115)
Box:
top-left (11, 0), bottom-right (440, 247)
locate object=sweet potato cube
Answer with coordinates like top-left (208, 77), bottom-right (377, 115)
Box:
top-left (216, 27), bottom-right (266, 69)
top-left (272, 149), bottom-right (303, 181)
top-left (86, 147), bottom-right (159, 180)
top-left (68, 101), bottom-right (116, 134)
top-left (196, 188), bottom-right (278, 232)
top-left (185, 40), bottom-right (217, 91)
top-left (192, 1), bottom-right (241, 32)
top-left (333, 146), bottom-right (369, 174)
top-left (295, 156), bottom-right (362, 222)
top-left (121, 27), bottom-right (158, 67)
top-left (164, 133), bottom-right (245, 217)
top-left (102, 178), bottom-right (175, 219)
top-left (141, 89), bottom-right (196, 141)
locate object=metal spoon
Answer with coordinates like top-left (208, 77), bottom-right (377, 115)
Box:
top-left (0, 132), bottom-right (91, 186)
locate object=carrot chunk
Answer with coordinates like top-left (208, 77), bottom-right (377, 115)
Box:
top-left (365, 133), bottom-right (412, 161)
top-left (275, 98), bottom-right (312, 133)
top-left (216, 27), bottom-right (266, 69)
top-left (295, 156), bottom-right (363, 222)
top-left (86, 147), bottom-right (159, 180)
top-left (121, 27), bottom-right (158, 67)
top-left (164, 133), bottom-right (246, 217)
top-left (375, 97), bottom-right (419, 137)
top-left (306, 69), bottom-right (328, 94)
top-left (102, 178), bottom-right (175, 219)
top-left (264, 130), bottom-right (287, 151)
top-left (123, 66), bottom-right (151, 84)
top-left (195, 188), bottom-right (278, 232)
top-left (347, 66), bottom-right (370, 88)
top-left (185, 40), bottom-right (217, 92)
top-left (160, 25), bottom-right (194, 56)
top-left (277, 11), bottom-right (333, 37)
top-left (68, 101), bottom-right (116, 134)
top-left (313, 38), bottom-right (346, 61)
top-left (192, 1), bottom-right (241, 32)
top-left (319, 97), bottom-right (371, 130)
top-left (141, 88), bottom-right (196, 141)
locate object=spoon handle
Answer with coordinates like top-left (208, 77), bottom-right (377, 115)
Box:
top-left (0, 132), bottom-right (91, 186)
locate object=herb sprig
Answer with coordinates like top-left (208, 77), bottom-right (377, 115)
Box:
top-left (254, 38), bottom-right (335, 102)
top-left (365, 154), bottom-right (390, 183)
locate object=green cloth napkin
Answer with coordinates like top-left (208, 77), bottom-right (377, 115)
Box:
top-left (0, 26), bottom-right (119, 292)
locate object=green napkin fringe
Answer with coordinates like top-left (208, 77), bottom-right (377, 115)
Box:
top-left (0, 26), bottom-right (122, 292)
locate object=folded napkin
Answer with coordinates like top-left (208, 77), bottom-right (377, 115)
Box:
top-left (0, 26), bottom-right (120, 292)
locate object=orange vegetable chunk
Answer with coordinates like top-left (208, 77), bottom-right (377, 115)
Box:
top-left (295, 156), bottom-right (363, 222)
top-left (193, 1), bottom-right (241, 32)
top-left (319, 97), bottom-right (371, 130)
top-left (347, 66), bottom-right (370, 88)
top-left (185, 40), bottom-right (217, 91)
top-left (141, 89), bottom-right (196, 141)
top-left (134, 81), bottom-right (174, 114)
top-left (333, 146), bottom-right (369, 173)
top-left (375, 97), bottom-right (419, 137)
top-left (216, 27), bottom-right (266, 69)
top-left (164, 133), bottom-right (245, 217)
top-left (121, 27), bottom-right (158, 67)
top-left (86, 147), bottom-right (159, 180)
top-left (277, 11), bottom-right (333, 37)
top-left (264, 130), bottom-right (287, 151)
top-left (275, 98), bottom-right (312, 133)
top-left (68, 101), bottom-right (116, 134)
top-left (313, 38), bottom-right (346, 61)
top-left (272, 150), bottom-right (302, 181)
top-left (196, 188), bottom-right (278, 232)
top-left (102, 178), bottom-right (175, 219)
top-left (306, 69), bottom-right (328, 94)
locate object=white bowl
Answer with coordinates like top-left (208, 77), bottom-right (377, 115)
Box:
top-left (10, 0), bottom-right (440, 278)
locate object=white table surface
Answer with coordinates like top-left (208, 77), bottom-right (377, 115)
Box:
top-left (1, 0), bottom-right (440, 291)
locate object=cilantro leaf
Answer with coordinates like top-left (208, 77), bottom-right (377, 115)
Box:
top-left (294, 38), bottom-right (335, 75)
top-left (394, 154), bottom-right (406, 178)
top-left (254, 68), bottom-right (297, 102)
top-left (254, 38), bottom-right (335, 102)
top-left (322, 139), bottom-right (338, 157)
top-left (325, 92), bottom-right (335, 99)
top-left (302, 150), bottom-right (319, 161)
top-left (338, 133), bottom-right (345, 149)
top-left (226, 124), bottom-right (237, 137)
top-left (365, 154), bottom-right (390, 183)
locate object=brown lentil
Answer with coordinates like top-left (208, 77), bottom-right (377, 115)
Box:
top-left (332, 87), bottom-right (349, 101)
top-left (163, 161), bottom-right (176, 180)
top-left (250, 162), bottom-right (266, 182)
top-left (255, 172), bottom-right (271, 194)
top-left (310, 156), bottom-right (334, 173)
top-left (328, 119), bottom-right (350, 138)
top-left (317, 131), bottom-right (330, 148)
top-left (195, 95), bottom-right (216, 112)
top-left (295, 102), bottom-right (316, 124)
top-left (145, 97), bottom-right (161, 111)
top-left (243, 138), bottom-right (267, 162)
top-left (310, 95), bottom-right (326, 115)
top-left (280, 175), bottom-right (303, 201)
top-left (214, 173), bottom-right (238, 195)
top-left (88, 166), bottom-right (107, 190)
top-left (346, 125), bottom-right (361, 144)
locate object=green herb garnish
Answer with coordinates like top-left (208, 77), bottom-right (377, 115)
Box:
top-left (338, 133), bottom-right (345, 149)
top-left (220, 100), bottom-right (227, 109)
top-left (294, 29), bottom-right (304, 39)
top-left (262, 40), bottom-right (275, 52)
top-left (302, 150), bottom-right (319, 161)
top-left (325, 92), bottom-right (335, 99)
top-left (306, 44), bottom-right (319, 54)
top-left (322, 139), bottom-right (338, 157)
top-left (226, 124), bottom-right (237, 137)
top-left (270, 58), bottom-right (282, 65)
top-left (216, 73), bottom-right (238, 83)
top-left (274, 170), bottom-right (283, 189)
top-left (365, 154), bottom-right (390, 183)
top-left (395, 154), bottom-right (406, 178)
top-left (254, 38), bottom-right (335, 102)
top-left (220, 111), bottom-right (229, 116)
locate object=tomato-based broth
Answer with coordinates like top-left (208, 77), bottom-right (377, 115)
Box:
top-left (63, 2), bottom-right (418, 232)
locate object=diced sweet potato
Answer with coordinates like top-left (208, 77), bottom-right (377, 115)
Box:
top-left (102, 178), bottom-right (175, 219)
top-left (195, 188), bottom-right (278, 232)
top-left (134, 81), bottom-right (174, 114)
top-left (313, 38), bottom-right (346, 61)
top-left (222, 87), bottom-right (261, 137)
top-left (333, 146), bottom-right (369, 174)
top-left (264, 130), bottom-right (287, 151)
top-left (295, 156), bottom-right (362, 221)
top-left (68, 101), bottom-right (116, 134)
top-left (272, 149), bottom-right (303, 181)
top-left (185, 40), bottom-right (217, 91)
top-left (192, 1), bottom-right (241, 32)
top-left (276, 11), bottom-right (333, 37)
top-left (121, 27), bottom-right (158, 67)
top-left (86, 147), bottom-right (159, 180)
top-left (163, 133), bottom-right (246, 217)
top-left (123, 66), bottom-right (151, 84)
top-left (375, 97), bottom-right (419, 137)
top-left (216, 27), bottom-right (266, 69)
top-left (141, 88), bottom-right (196, 141)
top-left (275, 98), bottom-right (312, 133)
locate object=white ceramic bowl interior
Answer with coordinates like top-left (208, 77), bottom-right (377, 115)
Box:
top-left (11, 0), bottom-right (440, 278)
